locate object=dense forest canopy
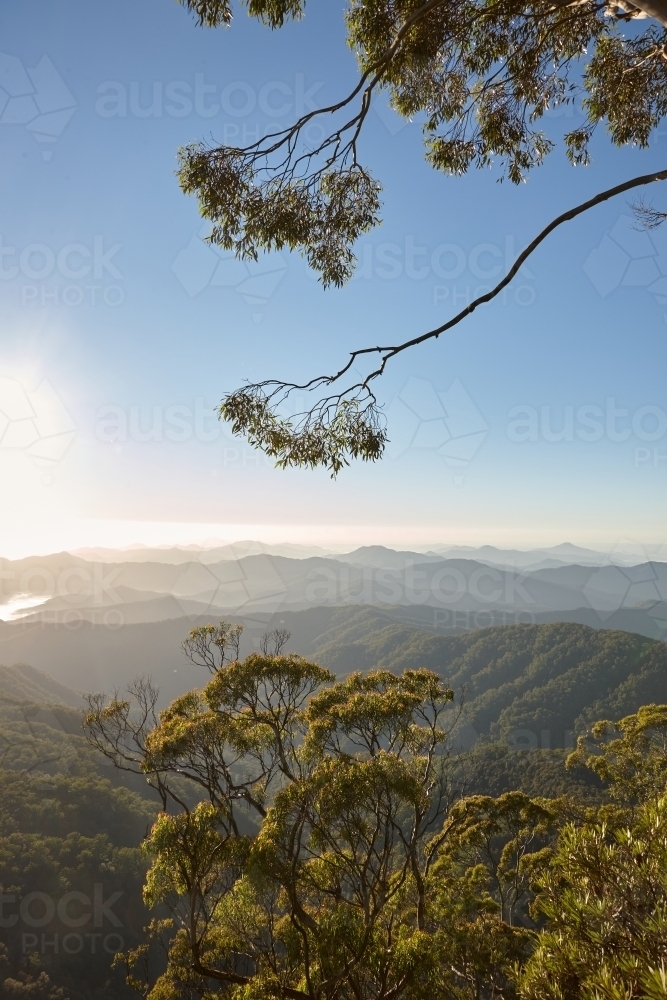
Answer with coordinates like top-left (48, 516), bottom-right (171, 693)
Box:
top-left (76, 620), bottom-right (667, 1000)
top-left (0, 689), bottom-right (159, 1000)
top-left (2, 620), bottom-right (667, 1000)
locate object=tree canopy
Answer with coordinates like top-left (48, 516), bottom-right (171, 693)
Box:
top-left (84, 621), bottom-right (667, 1000)
top-left (173, 0), bottom-right (667, 473)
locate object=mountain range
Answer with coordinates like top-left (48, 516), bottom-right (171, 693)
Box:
top-left (1, 544), bottom-right (666, 629)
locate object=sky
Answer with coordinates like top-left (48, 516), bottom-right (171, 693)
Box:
top-left (1, 0), bottom-right (667, 559)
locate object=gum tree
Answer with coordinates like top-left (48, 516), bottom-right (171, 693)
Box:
top-left (84, 618), bottom-right (667, 1000)
top-left (514, 705), bottom-right (667, 1000)
top-left (84, 623), bottom-right (535, 1000)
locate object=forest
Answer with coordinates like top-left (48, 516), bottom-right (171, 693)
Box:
top-left (1, 620), bottom-right (666, 1000)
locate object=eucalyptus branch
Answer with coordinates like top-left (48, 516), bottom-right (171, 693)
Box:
top-left (220, 166), bottom-right (667, 474)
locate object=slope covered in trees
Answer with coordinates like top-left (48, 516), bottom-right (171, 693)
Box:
top-left (2, 616), bottom-right (665, 750)
top-left (2, 618), bottom-right (667, 1000)
top-left (307, 615), bottom-right (665, 745)
top-left (0, 687), bottom-right (159, 1000)
top-left (82, 622), bottom-right (667, 1000)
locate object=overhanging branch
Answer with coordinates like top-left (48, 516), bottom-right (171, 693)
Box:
top-left (336, 164), bottom-right (667, 379)
top-left (220, 167), bottom-right (667, 474)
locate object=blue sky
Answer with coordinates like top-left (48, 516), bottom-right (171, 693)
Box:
top-left (0, 0), bottom-right (666, 557)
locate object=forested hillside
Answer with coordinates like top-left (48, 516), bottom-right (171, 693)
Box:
top-left (2, 617), bottom-right (666, 747)
top-left (306, 613), bottom-right (666, 746)
top-left (1, 615), bottom-right (666, 1000)
top-left (0, 681), bottom-right (159, 1000)
top-left (2, 606), bottom-right (666, 713)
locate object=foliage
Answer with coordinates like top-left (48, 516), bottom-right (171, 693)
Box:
top-left (85, 621), bottom-right (667, 1000)
top-left (176, 0), bottom-right (667, 281)
top-left (89, 624), bottom-right (521, 1000)
top-left (567, 703), bottom-right (667, 806)
top-left (170, 0), bottom-right (667, 471)
top-left (305, 615), bottom-right (664, 750)
top-left (465, 742), bottom-right (604, 801)
top-left (13, 623), bottom-right (667, 1000)
top-left (217, 392), bottom-right (386, 477)
top-left (507, 703), bottom-right (667, 1000)
top-left (518, 792), bottom-right (667, 1000)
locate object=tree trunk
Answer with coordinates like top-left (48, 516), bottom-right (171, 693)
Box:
top-left (627, 0), bottom-right (667, 24)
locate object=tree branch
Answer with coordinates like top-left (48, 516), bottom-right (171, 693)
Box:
top-left (220, 166), bottom-right (667, 473)
top-left (340, 164), bottom-right (667, 374)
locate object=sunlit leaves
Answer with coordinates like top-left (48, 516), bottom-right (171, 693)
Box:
top-left (178, 143), bottom-right (382, 288)
top-left (178, 0), bottom-right (233, 27)
top-left (567, 703), bottom-right (667, 805)
top-left (517, 795), bottom-right (667, 1000)
top-left (143, 802), bottom-right (250, 906)
top-left (93, 613), bottom-right (667, 1000)
top-left (581, 28), bottom-right (667, 157)
top-left (303, 668), bottom-right (453, 757)
top-left (218, 388), bottom-right (388, 476)
top-left (172, 0), bottom-right (667, 472)
top-left (202, 652), bottom-right (333, 716)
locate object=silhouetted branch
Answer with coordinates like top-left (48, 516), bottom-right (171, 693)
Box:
top-left (221, 166), bottom-right (667, 473)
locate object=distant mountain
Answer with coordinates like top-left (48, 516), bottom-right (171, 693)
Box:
top-left (287, 610), bottom-right (663, 740)
top-left (71, 540), bottom-right (334, 564)
top-left (426, 543), bottom-right (635, 569)
top-left (331, 546), bottom-right (443, 568)
top-left (2, 546), bottom-right (667, 631)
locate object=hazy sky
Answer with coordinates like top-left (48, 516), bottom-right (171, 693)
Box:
top-left (1, 0), bottom-right (666, 558)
